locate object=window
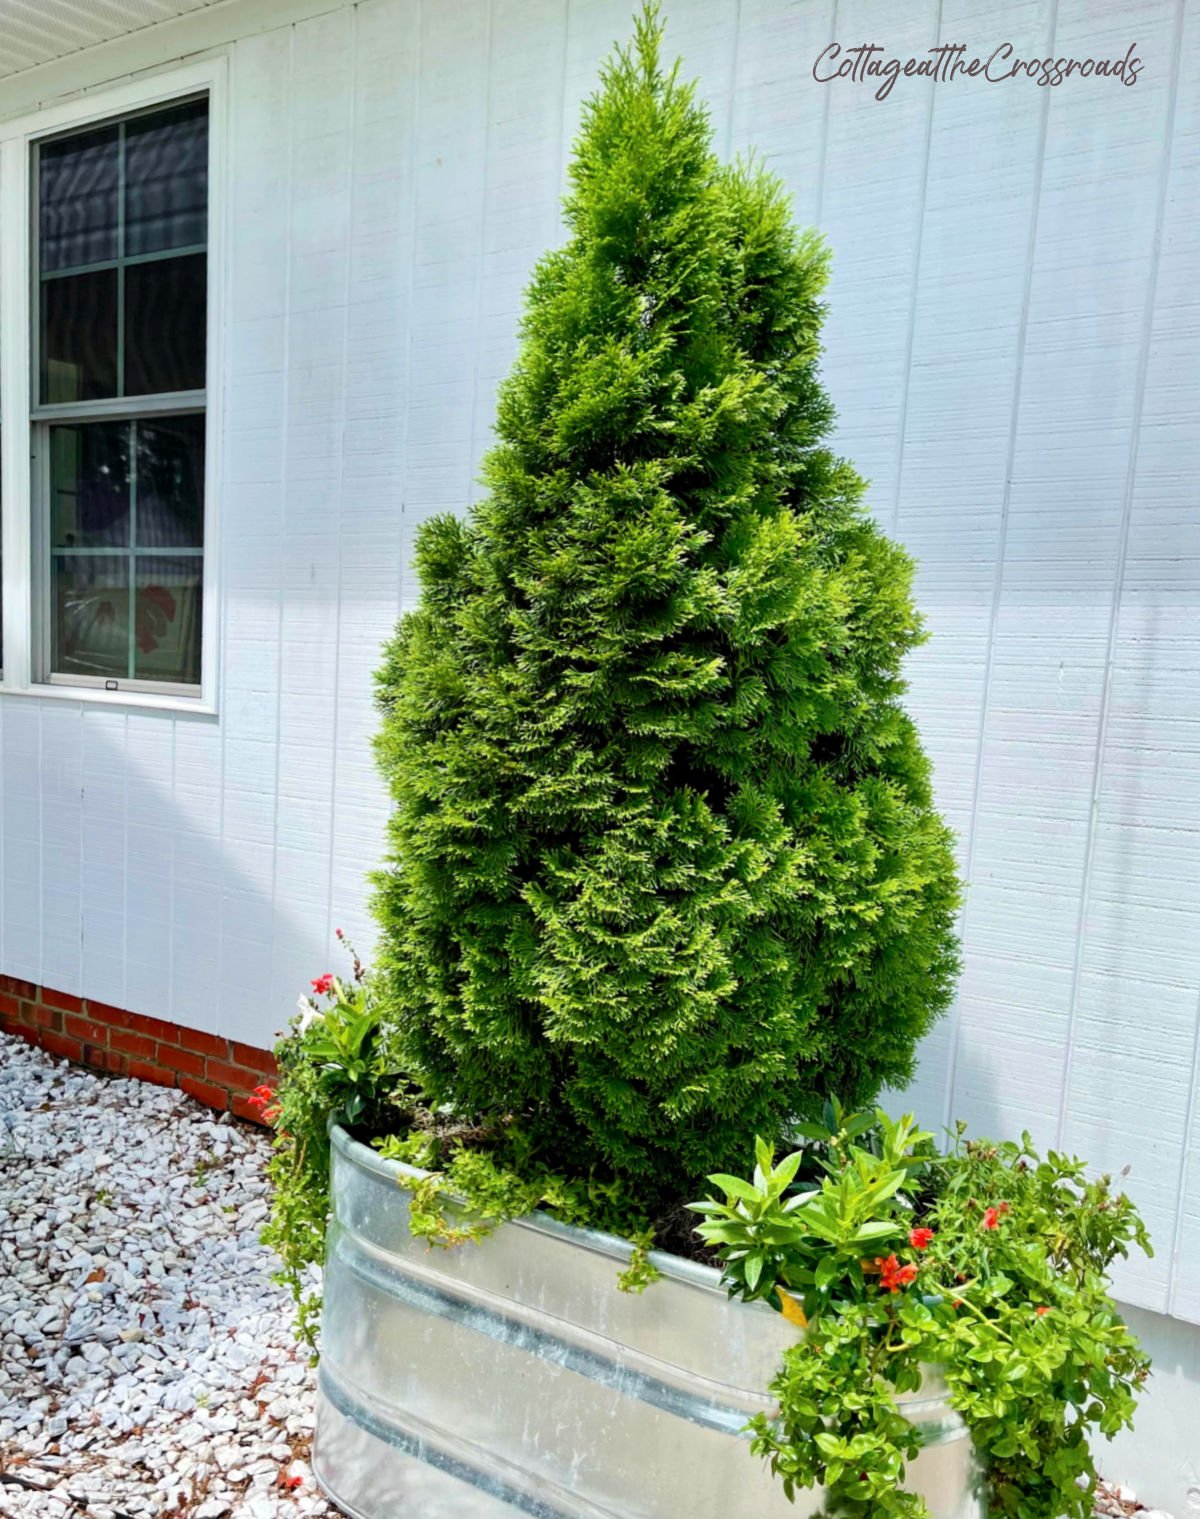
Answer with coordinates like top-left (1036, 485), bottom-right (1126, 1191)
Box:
top-left (32, 96), bottom-right (208, 694)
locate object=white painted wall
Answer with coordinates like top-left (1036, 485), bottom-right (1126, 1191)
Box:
top-left (0, 0), bottom-right (1197, 1370)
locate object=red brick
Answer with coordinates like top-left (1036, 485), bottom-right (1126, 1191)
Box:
top-left (65, 1014), bottom-right (110, 1047)
top-left (109, 1029), bottom-right (157, 1059)
top-left (232, 1094), bottom-right (271, 1125)
top-left (81, 1044), bottom-right (127, 1075)
top-left (0, 975), bottom-right (38, 999)
top-left (157, 1044), bottom-right (205, 1077)
top-left (116, 1008), bottom-right (181, 1043)
top-left (31, 1005), bottom-right (64, 1032)
top-left (42, 986), bottom-right (83, 1014)
top-left (84, 1000), bottom-right (135, 1031)
top-left (177, 1026), bottom-right (229, 1060)
top-left (0, 992), bottom-right (21, 1019)
top-left (41, 1032), bottom-right (83, 1062)
top-left (128, 1059), bottom-right (177, 1089)
top-left (179, 1076), bottom-right (230, 1111)
top-left (205, 1058), bottom-right (263, 1092)
top-left (230, 1041), bottom-right (278, 1076)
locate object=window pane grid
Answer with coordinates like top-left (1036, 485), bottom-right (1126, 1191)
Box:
top-left (47, 547), bottom-right (203, 556)
top-left (35, 94), bottom-right (208, 694)
top-left (40, 242), bottom-right (208, 283)
top-left (116, 121), bottom-right (124, 399)
top-left (39, 99), bottom-right (207, 405)
top-left (48, 413), bottom-right (204, 684)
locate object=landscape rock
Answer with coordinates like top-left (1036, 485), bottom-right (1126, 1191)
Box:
top-left (0, 1032), bottom-right (330, 1518)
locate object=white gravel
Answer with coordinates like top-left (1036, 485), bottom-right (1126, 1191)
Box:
top-left (0, 1031), bottom-right (333, 1519)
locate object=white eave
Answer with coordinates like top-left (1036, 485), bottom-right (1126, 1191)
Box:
top-left (0, 0), bottom-right (227, 80)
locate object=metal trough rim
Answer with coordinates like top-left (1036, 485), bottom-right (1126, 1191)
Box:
top-left (330, 1119), bottom-right (745, 1296)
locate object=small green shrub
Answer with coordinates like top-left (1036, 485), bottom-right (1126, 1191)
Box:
top-left (693, 1105), bottom-right (1152, 1519)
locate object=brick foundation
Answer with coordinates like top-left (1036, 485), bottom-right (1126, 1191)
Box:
top-left (0, 977), bottom-right (277, 1124)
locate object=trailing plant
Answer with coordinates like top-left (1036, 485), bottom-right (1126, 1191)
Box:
top-left (692, 1106), bottom-right (1152, 1519)
top-left (261, 937), bottom-right (394, 1348)
top-left (373, 1132), bottom-right (661, 1292)
top-left (369, 2), bottom-right (961, 1221)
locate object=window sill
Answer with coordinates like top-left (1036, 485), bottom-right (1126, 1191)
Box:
top-left (0, 682), bottom-right (217, 717)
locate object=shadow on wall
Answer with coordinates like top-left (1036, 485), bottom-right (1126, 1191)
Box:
top-left (2, 693), bottom-right (379, 1057)
top-left (1101, 1302), bottom-right (1200, 1515)
top-left (896, 536), bottom-right (1200, 1318)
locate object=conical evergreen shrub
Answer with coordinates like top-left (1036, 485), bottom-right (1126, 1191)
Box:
top-left (373, 7), bottom-right (960, 1218)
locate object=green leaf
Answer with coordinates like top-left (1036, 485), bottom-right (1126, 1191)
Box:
top-left (849, 1220), bottom-right (903, 1244)
top-left (707, 1174), bottom-right (764, 1206)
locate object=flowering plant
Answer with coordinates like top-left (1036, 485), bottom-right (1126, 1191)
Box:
top-left (692, 1102), bottom-right (1152, 1519)
top-left (262, 934), bottom-right (398, 1346)
top-left (247, 1083), bottom-right (280, 1123)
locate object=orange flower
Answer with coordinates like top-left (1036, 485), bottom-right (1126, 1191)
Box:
top-left (876, 1254), bottom-right (919, 1294)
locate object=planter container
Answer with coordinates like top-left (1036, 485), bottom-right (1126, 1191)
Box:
top-left (313, 1123), bottom-right (984, 1519)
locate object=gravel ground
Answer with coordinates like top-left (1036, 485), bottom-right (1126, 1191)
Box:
top-left (0, 1030), bottom-right (1169, 1519)
top-left (0, 1032), bottom-right (332, 1519)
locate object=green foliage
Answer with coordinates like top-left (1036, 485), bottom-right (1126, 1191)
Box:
top-left (930, 1132), bottom-right (1152, 1518)
top-left (692, 1106), bottom-right (929, 1310)
top-left (693, 1112), bottom-right (1152, 1519)
top-left (373, 1131), bottom-right (662, 1292)
top-left (262, 956), bottom-right (395, 1349)
top-left (371, 2), bottom-right (961, 1218)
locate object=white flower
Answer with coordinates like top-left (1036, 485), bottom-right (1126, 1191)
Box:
top-left (296, 996), bottom-right (324, 1034)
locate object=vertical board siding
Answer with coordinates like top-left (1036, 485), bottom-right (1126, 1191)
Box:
top-left (0, 0), bottom-right (1197, 1317)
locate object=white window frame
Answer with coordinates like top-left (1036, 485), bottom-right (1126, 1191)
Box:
top-left (0, 57), bottom-right (225, 715)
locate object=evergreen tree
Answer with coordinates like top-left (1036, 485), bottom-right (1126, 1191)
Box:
top-left (373, 7), bottom-right (960, 1217)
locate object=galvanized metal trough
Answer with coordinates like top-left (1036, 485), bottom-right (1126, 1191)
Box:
top-left (313, 1122), bottom-right (984, 1519)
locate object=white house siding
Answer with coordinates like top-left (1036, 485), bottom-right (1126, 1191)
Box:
top-left (0, 0), bottom-right (1197, 1332)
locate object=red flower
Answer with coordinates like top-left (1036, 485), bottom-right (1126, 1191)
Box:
top-left (335, 928), bottom-right (344, 940)
top-left (909, 1227), bottom-right (935, 1251)
top-left (311, 973), bottom-right (336, 996)
top-left (876, 1255), bottom-right (919, 1294)
top-left (248, 1084), bottom-right (275, 1111)
top-left (1035, 1305), bottom-right (1050, 1317)
top-left (982, 1206), bottom-right (1002, 1231)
